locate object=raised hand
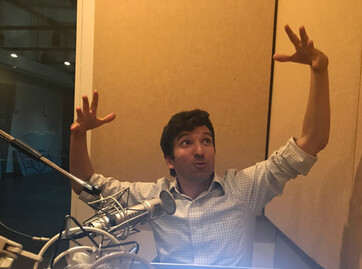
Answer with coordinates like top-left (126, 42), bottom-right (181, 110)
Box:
top-left (273, 25), bottom-right (328, 72)
top-left (70, 90), bottom-right (116, 134)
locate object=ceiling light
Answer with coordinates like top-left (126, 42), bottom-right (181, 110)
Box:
top-left (64, 61), bottom-right (71, 66)
top-left (11, 53), bottom-right (18, 58)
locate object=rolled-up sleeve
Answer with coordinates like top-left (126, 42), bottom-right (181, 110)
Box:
top-left (276, 137), bottom-right (318, 177)
top-left (229, 137), bottom-right (318, 213)
top-left (78, 174), bottom-right (121, 203)
top-left (79, 174), bottom-right (169, 206)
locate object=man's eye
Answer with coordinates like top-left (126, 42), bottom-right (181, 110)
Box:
top-left (181, 140), bottom-right (190, 146)
top-left (203, 138), bottom-right (212, 144)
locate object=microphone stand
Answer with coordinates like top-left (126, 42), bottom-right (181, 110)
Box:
top-left (0, 235), bottom-right (43, 269)
top-left (0, 129), bottom-right (101, 197)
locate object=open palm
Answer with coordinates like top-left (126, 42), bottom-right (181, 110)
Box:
top-left (70, 90), bottom-right (116, 134)
top-left (273, 25), bottom-right (328, 71)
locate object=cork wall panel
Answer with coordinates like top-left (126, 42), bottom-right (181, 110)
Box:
top-left (90, 0), bottom-right (275, 182)
top-left (265, 1), bottom-right (362, 268)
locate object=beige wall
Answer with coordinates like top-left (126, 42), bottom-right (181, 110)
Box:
top-left (91, 0), bottom-right (275, 182)
top-left (265, 1), bottom-right (362, 268)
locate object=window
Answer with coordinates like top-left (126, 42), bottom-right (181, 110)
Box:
top-left (0, 1), bottom-right (76, 266)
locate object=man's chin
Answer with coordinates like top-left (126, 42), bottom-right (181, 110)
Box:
top-left (193, 171), bottom-right (214, 181)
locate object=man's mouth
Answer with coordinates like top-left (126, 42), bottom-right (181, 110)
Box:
top-left (193, 162), bottom-right (207, 168)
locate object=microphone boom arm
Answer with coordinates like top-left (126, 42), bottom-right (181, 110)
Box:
top-left (0, 129), bottom-right (101, 196)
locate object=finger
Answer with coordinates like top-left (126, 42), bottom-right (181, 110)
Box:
top-left (90, 90), bottom-right (99, 115)
top-left (284, 24), bottom-right (301, 48)
top-left (100, 113), bottom-right (116, 124)
top-left (70, 122), bottom-right (80, 131)
top-left (273, 53), bottom-right (291, 62)
top-left (307, 40), bottom-right (315, 50)
top-left (82, 95), bottom-right (90, 115)
top-left (299, 26), bottom-right (309, 46)
top-left (75, 107), bottom-right (83, 120)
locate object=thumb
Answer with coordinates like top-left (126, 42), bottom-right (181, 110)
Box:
top-left (100, 113), bottom-right (116, 124)
top-left (70, 122), bottom-right (80, 131)
top-left (273, 53), bottom-right (291, 62)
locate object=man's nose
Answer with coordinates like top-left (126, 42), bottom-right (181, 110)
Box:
top-left (194, 142), bottom-right (205, 156)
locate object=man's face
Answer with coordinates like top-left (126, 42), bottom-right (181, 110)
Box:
top-left (166, 125), bottom-right (215, 187)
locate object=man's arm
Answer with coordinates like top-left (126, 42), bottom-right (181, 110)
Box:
top-left (273, 25), bottom-right (330, 156)
top-left (70, 90), bottom-right (116, 194)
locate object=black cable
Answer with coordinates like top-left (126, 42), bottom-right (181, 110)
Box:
top-left (0, 219), bottom-right (49, 241)
top-left (102, 240), bottom-right (140, 254)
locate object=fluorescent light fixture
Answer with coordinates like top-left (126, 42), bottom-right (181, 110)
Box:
top-left (11, 53), bottom-right (18, 58)
top-left (64, 61), bottom-right (71, 66)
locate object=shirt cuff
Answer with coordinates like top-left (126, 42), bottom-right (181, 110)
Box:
top-left (78, 173), bottom-right (103, 202)
top-left (283, 137), bottom-right (318, 176)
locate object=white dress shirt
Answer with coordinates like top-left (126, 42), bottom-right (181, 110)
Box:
top-left (80, 138), bottom-right (317, 267)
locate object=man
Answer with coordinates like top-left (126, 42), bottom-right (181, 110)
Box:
top-left (70, 25), bottom-right (329, 266)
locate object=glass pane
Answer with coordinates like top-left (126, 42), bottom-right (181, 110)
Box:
top-left (0, 1), bottom-right (76, 268)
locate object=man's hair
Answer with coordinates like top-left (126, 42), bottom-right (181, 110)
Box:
top-left (160, 109), bottom-right (215, 177)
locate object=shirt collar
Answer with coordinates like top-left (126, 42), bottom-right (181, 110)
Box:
top-left (168, 179), bottom-right (178, 193)
top-left (210, 173), bottom-right (225, 195)
top-left (168, 173), bottom-right (225, 197)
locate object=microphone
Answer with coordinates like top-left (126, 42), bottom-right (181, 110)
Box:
top-left (83, 190), bottom-right (176, 231)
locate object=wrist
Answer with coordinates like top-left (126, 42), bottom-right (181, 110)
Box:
top-left (311, 52), bottom-right (329, 72)
top-left (311, 66), bottom-right (329, 77)
top-left (70, 128), bottom-right (87, 139)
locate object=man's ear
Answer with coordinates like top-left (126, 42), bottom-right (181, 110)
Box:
top-left (165, 156), bottom-right (174, 169)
